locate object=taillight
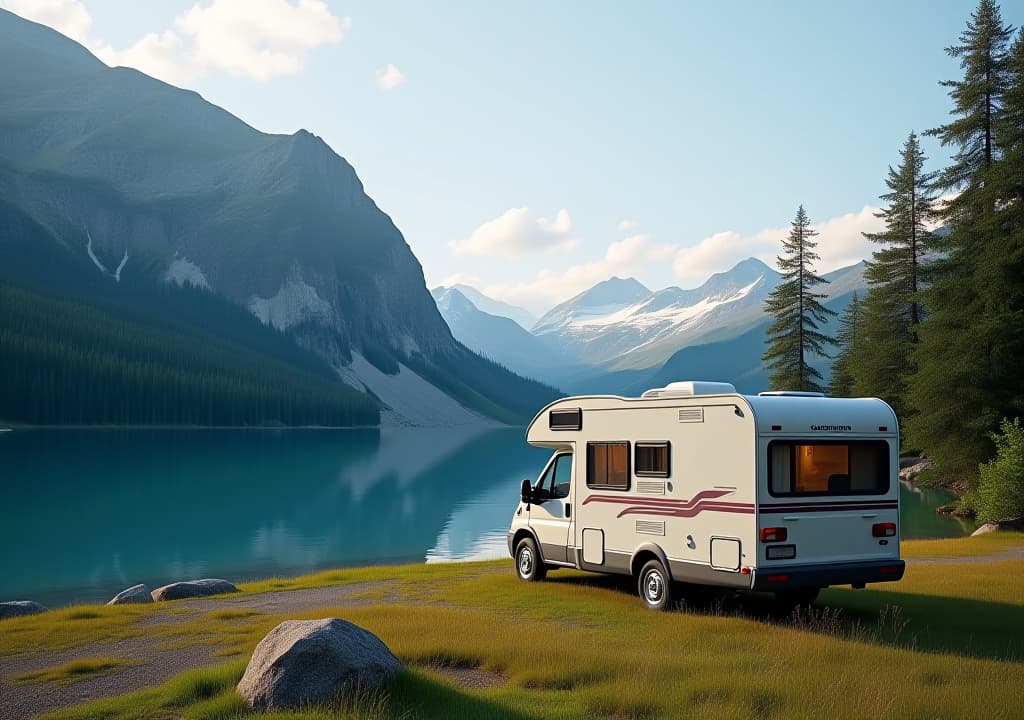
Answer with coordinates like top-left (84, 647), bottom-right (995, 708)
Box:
top-left (872, 522), bottom-right (896, 537)
top-left (760, 527), bottom-right (788, 542)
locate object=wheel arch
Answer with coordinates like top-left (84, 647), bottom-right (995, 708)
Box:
top-left (630, 543), bottom-right (672, 580)
top-left (512, 528), bottom-right (544, 562)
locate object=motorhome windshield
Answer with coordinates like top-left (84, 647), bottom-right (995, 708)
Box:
top-left (768, 440), bottom-right (889, 497)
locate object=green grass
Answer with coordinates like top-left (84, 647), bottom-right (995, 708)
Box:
top-left (6, 534), bottom-right (1024, 720)
top-left (900, 531), bottom-right (1024, 558)
top-left (10, 658), bottom-right (142, 686)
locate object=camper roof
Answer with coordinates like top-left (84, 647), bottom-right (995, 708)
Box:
top-left (641, 381), bottom-right (736, 398)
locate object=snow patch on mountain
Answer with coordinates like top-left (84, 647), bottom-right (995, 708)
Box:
top-left (337, 352), bottom-right (500, 428)
top-left (164, 256), bottom-right (211, 289)
top-left (85, 231), bottom-right (107, 275)
top-left (248, 272), bottom-right (334, 331)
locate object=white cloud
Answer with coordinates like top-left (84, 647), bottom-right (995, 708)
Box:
top-left (94, 31), bottom-right (200, 85)
top-left (376, 63), bottom-right (406, 91)
top-left (2, 0), bottom-right (92, 42)
top-left (672, 205), bottom-right (884, 287)
top-left (6, 0), bottom-right (350, 85)
top-left (483, 233), bottom-right (677, 314)
top-left (617, 218), bottom-right (638, 232)
top-left (450, 207), bottom-right (578, 257)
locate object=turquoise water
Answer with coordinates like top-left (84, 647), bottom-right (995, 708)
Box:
top-left (0, 429), bottom-right (970, 606)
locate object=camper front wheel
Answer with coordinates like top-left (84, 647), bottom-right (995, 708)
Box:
top-left (638, 559), bottom-right (673, 611)
top-left (515, 537), bottom-right (547, 582)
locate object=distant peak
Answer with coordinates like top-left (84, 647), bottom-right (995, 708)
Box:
top-left (595, 276), bottom-right (650, 293)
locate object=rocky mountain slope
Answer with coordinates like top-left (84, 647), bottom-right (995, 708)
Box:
top-left (0, 9), bottom-right (557, 426)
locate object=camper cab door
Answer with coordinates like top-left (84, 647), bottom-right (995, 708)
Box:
top-left (530, 451), bottom-right (573, 564)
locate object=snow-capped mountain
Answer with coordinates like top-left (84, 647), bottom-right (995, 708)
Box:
top-left (438, 284), bottom-right (536, 331)
top-left (432, 287), bottom-right (577, 383)
top-left (533, 258), bottom-right (782, 370)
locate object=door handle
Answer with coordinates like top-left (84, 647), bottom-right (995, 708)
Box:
top-left (782, 516), bottom-right (800, 521)
top-left (565, 503), bottom-right (571, 518)
top-left (862, 513), bottom-right (878, 518)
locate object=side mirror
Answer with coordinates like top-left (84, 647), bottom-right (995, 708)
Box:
top-left (520, 478), bottom-right (533, 504)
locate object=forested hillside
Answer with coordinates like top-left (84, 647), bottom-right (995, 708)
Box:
top-left (0, 203), bottom-right (379, 427)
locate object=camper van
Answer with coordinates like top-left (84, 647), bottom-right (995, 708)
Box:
top-left (507, 381), bottom-right (906, 610)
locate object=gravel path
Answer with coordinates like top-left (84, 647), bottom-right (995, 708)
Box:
top-left (905, 546), bottom-right (1024, 565)
top-left (0, 581), bottom-right (390, 720)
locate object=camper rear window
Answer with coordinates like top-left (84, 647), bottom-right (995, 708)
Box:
top-left (635, 442), bottom-right (670, 478)
top-left (768, 441), bottom-right (889, 497)
top-left (587, 442), bottom-right (630, 490)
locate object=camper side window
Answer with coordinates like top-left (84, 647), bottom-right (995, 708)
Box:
top-left (587, 442), bottom-right (630, 491)
top-left (635, 442), bottom-right (670, 477)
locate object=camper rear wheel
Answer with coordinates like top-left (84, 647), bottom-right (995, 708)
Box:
top-left (514, 537), bottom-right (547, 582)
top-left (638, 559), bottom-right (673, 611)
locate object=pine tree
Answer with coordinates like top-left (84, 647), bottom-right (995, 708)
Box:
top-left (828, 292), bottom-right (862, 397)
top-left (907, 0), bottom-right (1016, 481)
top-left (849, 132), bottom-right (937, 418)
top-left (762, 205), bottom-right (836, 392)
top-left (926, 0), bottom-right (1013, 221)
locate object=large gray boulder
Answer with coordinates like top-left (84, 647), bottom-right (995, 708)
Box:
top-left (972, 518), bottom-right (1024, 536)
top-left (0, 601), bottom-right (47, 619)
top-left (151, 578), bottom-right (238, 601)
top-left (237, 618), bottom-right (402, 709)
top-left (106, 584), bottom-right (154, 605)
top-left (899, 459), bottom-right (932, 483)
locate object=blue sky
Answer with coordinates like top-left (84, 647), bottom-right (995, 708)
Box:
top-left (4, 0), bottom-right (1016, 315)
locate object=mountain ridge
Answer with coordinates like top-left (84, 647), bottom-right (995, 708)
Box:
top-left (0, 8), bottom-right (558, 426)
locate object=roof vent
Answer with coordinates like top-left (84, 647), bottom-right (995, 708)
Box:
top-left (758, 391), bottom-right (826, 397)
top-left (641, 381), bottom-right (737, 398)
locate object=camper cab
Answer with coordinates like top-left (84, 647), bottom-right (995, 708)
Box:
top-left (508, 381), bottom-right (906, 610)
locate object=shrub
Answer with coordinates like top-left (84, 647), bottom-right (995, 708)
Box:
top-left (976, 418), bottom-right (1024, 524)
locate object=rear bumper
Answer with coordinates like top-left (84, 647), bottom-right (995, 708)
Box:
top-left (751, 559), bottom-right (905, 590)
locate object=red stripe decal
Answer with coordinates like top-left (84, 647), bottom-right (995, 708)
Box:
top-left (582, 491), bottom-right (753, 519)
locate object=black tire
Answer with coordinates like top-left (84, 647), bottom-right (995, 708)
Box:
top-left (514, 537), bottom-right (547, 582)
top-left (637, 559), bottom-right (673, 611)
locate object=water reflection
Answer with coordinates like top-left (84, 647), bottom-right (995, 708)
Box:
top-left (0, 428), bottom-right (969, 606)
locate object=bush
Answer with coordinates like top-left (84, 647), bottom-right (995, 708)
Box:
top-left (976, 418), bottom-right (1024, 524)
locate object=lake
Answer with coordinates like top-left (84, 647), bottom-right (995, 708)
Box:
top-left (0, 428), bottom-right (972, 606)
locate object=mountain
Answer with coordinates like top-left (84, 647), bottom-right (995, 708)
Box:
top-left (0, 9), bottom-right (557, 426)
top-left (432, 287), bottom-right (585, 386)
top-left (533, 260), bottom-right (780, 370)
top-left (626, 290), bottom-right (862, 396)
top-left (438, 284), bottom-right (536, 331)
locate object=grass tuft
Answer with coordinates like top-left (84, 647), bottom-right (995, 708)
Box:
top-left (11, 658), bottom-right (141, 686)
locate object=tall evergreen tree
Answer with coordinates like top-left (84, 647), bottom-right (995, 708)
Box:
top-left (828, 292), bottom-right (862, 397)
top-left (762, 206), bottom-right (835, 393)
top-left (926, 0), bottom-right (1013, 220)
top-left (907, 0), bottom-right (1017, 481)
top-left (849, 132), bottom-right (937, 418)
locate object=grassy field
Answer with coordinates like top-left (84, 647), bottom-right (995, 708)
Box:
top-left (2, 534), bottom-right (1022, 720)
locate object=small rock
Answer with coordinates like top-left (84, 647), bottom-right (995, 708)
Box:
top-left (0, 601), bottom-right (47, 619)
top-left (237, 618), bottom-right (402, 709)
top-left (899, 459), bottom-right (932, 483)
top-left (971, 517), bottom-right (1024, 536)
top-left (106, 584), bottom-right (154, 605)
top-left (151, 578), bottom-right (238, 601)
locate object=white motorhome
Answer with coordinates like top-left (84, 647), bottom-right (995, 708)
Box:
top-left (508, 381), bottom-right (906, 610)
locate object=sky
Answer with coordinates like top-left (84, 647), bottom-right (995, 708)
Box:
top-left (3, 0), bottom-right (1018, 316)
